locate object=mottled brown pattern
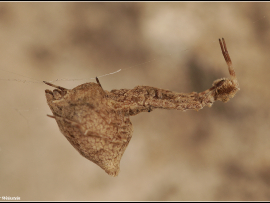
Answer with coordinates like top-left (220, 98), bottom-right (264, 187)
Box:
top-left (44, 38), bottom-right (239, 177)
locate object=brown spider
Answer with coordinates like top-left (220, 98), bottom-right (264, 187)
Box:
top-left (44, 38), bottom-right (239, 176)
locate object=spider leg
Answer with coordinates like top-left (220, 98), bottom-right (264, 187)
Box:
top-left (96, 77), bottom-right (103, 89)
top-left (219, 38), bottom-right (236, 79)
top-left (47, 114), bottom-right (80, 126)
top-left (43, 81), bottom-right (68, 91)
top-left (96, 77), bottom-right (107, 97)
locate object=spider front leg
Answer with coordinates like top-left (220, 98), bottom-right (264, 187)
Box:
top-left (206, 38), bottom-right (240, 102)
top-left (43, 81), bottom-right (68, 91)
top-left (44, 81), bottom-right (69, 100)
top-left (219, 38), bottom-right (236, 81)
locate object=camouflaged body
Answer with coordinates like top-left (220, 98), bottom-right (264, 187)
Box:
top-left (45, 83), bottom-right (133, 177)
top-left (44, 39), bottom-right (239, 177)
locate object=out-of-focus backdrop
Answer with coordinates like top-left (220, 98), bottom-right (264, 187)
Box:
top-left (0, 2), bottom-right (269, 201)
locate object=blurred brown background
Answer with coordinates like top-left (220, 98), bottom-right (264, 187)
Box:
top-left (0, 2), bottom-right (270, 201)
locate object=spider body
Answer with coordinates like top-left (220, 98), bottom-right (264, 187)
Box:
top-left (44, 38), bottom-right (239, 176)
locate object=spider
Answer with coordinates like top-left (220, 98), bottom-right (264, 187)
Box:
top-left (44, 38), bottom-right (239, 176)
